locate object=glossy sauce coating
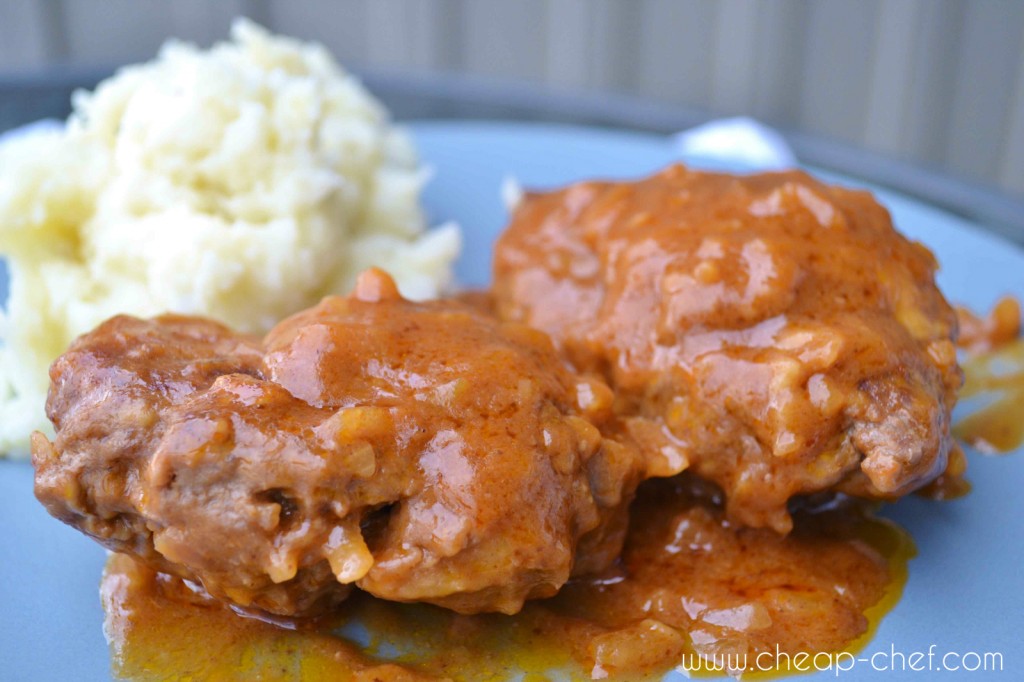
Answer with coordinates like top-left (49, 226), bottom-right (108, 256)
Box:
top-left (103, 476), bottom-right (910, 681)
top-left (35, 269), bottom-right (643, 617)
top-left (494, 165), bottom-right (961, 532)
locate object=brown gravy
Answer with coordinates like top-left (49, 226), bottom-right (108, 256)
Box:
top-left (954, 337), bottom-right (1024, 453)
top-left (103, 476), bottom-right (911, 681)
top-left (952, 297), bottom-right (1024, 453)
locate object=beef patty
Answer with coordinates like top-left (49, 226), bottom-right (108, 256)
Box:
top-left (493, 164), bottom-right (962, 532)
top-left (33, 269), bottom-right (643, 618)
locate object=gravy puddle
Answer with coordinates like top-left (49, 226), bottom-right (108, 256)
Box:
top-left (103, 476), bottom-right (912, 680)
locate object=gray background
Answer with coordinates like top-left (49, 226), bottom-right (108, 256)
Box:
top-left (2, 0), bottom-right (1023, 199)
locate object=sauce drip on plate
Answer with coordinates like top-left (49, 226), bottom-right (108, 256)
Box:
top-left (102, 476), bottom-right (912, 681)
top-left (954, 297), bottom-right (1024, 454)
top-left (954, 338), bottom-right (1024, 453)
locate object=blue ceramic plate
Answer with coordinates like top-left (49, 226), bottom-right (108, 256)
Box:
top-left (1, 121), bottom-right (1021, 681)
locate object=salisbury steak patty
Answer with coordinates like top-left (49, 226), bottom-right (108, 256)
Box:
top-left (493, 165), bottom-right (962, 533)
top-left (33, 268), bottom-right (642, 618)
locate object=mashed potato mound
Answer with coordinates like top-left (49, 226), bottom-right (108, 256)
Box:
top-left (0, 19), bottom-right (461, 455)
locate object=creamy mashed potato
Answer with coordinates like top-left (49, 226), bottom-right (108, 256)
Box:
top-left (0, 19), bottom-right (460, 455)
